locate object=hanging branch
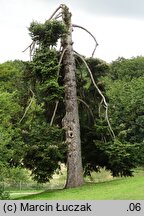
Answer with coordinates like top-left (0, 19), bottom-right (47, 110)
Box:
top-left (57, 47), bottom-right (67, 76)
top-left (74, 51), bottom-right (107, 106)
top-left (73, 24), bottom-right (98, 57)
top-left (50, 47), bottom-right (67, 126)
top-left (19, 88), bottom-right (35, 124)
top-left (74, 51), bottom-right (116, 139)
top-left (77, 98), bottom-right (95, 121)
top-left (98, 98), bottom-right (104, 118)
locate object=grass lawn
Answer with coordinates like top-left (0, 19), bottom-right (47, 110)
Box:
top-left (10, 190), bottom-right (44, 199)
top-left (14, 174), bottom-right (144, 200)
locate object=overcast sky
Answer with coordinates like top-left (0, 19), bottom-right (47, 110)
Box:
top-left (0, 0), bottom-right (144, 63)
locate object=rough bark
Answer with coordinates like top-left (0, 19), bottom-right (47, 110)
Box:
top-left (61, 5), bottom-right (84, 188)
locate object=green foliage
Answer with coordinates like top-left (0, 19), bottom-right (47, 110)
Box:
top-left (29, 20), bottom-right (67, 47)
top-left (96, 139), bottom-right (139, 177)
top-left (0, 72), bottom-right (23, 173)
top-left (0, 186), bottom-right (10, 200)
top-left (76, 58), bottom-right (117, 175)
top-left (108, 61), bottom-right (143, 141)
top-left (23, 122), bottom-right (66, 183)
top-left (105, 77), bottom-right (144, 142)
top-left (1, 54), bottom-right (143, 183)
top-left (32, 48), bottom-right (64, 102)
top-left (81, 123), bottom-right (138, 177)
top-left (0, 60), bottom-right (25, 92)
top-left (77, 56), bottom-right (144, 176)
top-left (103, 57), bottom-right (144, 166)
top-left (7, 167), bottom-right (30, 184)
top-left (15, 20), bottom-right (67, 184)
top-left (32, 48), bottom-right (59, 80)
top-left (86, 58), bottom-right (109, 81)
top-left (109, 56), bottom-right (144, 80)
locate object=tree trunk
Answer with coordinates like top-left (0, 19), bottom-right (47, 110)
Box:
top-left (61, 5), bottom-right (84, 188)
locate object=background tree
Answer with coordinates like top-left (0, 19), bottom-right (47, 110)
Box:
top-left (103, 57), bottom-right (144, 167)
top-left (0, 61), bottom-right (25, 175)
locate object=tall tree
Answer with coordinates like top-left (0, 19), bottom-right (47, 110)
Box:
top-left (24, 4), bottom-right (99, 188)
top-left (61, 5), bottom-right (84, 188)
top-left (24, 4), bottom-right (134, 187)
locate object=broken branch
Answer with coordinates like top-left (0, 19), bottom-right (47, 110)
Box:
top-left (50, 101), bottom-right (59, 126)
top-left (54, 12), bottom-right (62, 20)
top-left (22, 41), bottom-right (36, 61)
top-left (48, 5), bottom-right (62, 20)
top-left (19, 88), bottom-right (35, 124)
top-left (57, 47), bottom-right (67, 76)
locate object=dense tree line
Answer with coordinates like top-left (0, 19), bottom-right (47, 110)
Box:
top-left (0, 55), bottom-right (143, 184)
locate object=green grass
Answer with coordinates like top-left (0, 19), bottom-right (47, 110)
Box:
top-left (9, 167), bottom-right (144, 200)
top-left (14, 175), bottom-right (144, 200)
top-left (10, 190), bottom-right (43, 199)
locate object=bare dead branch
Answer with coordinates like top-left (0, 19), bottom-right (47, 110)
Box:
top-left (19, 88), bottom-right (35, 124)
top-left (23, 41), bottom-right (36, 61)
top-left (54, 12), bottom-right (62, 20)
top-left (29, 42), bottom-right (36, 61)
top-left (74, 51), bottom-right (107, 104)
top-left (23, 7), bottom-right (62, 61)
top-left (105, 104), bottom-right (116, 139)
top-left (50, 48), bottom-right (67, 126)
top-left (74, 51), bottom-right (116, 139)
top-left (50, 101), bottom-right (59, 126)
top-left (22, 43), bottom-right (33, 53)
top-left (57, 47), bottom-right (67, 76)
top-left (78, 98), bottom-right (95, 121)
top-left (48, 5), bottom-right (62, 20)
top-left (98, 98), bottom-right (104, 118)
top-left (73, 24), bottom-right (98, 57)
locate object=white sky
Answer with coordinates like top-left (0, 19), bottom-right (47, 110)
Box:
top-left (0, 0), bottom-right (144, 63)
